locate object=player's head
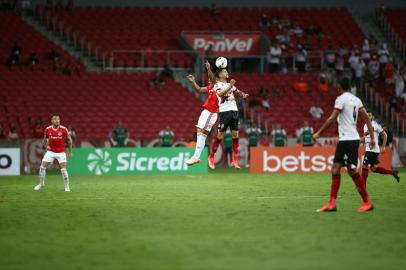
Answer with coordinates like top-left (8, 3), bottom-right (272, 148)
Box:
top-left (367, 111), bottom-right (374, 121)
top-left (215, 68), bottom-right (229, 81)
top-left (51, 115), bottom-right (60, 127)
top-left (166, 125), bottom-right (171, 131)
top-left (303, 120), bottom-right (309, 127)
top-left (338, 77), bottom-right (351, 93)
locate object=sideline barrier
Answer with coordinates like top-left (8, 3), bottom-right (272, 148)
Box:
top-left (250, 146), bottom-right (392, 174)
top-left (68, 147), bottom-right (207, 176)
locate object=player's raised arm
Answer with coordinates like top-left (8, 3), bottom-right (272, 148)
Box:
top-left (359, 107), bottom-right (376, 149)
top-left (313, 109), bottom-right (340, 139)
top-left (187, 75), bottom-right (209, 93)
top-left (205, 61), bottom-right (216, 85)
top-left (217, 79), bottom-right (236, 97)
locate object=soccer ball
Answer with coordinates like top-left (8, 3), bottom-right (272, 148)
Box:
top-left (215, 57), bottom-right (228, 69)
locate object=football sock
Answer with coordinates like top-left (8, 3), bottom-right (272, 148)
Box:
top-left (330, 174), bottom-right (341, 202)
top-left (232, 138), bottom-right (239, 161)
top-left (39, 166), bottom-right (46, 186)
top-left (210, 138), bottom-right (222, 157)
top-left (362, 168), bottom-right (369, 187)
top-left (351, 173), bottom-right (369, 203)
top-left (192, 133), bottom-right (207, 159)
top-left (374, 167), bottom-right (394, 175)
top-left (61, 168), bottom-right (70, 188)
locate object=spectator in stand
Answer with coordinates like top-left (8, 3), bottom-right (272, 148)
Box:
top-left (348, 50), bottom-right (360, 71)
top-left (368, 34), bottom-right (379, 51)
top-left (388, 95), bottom-right (397, 114)
top-left (27, 52), bottom-right (39, 70)
top-left (276, 28), bottom-right (290, 44)
top-left (259, 85), bottom-right (271, 111)
top-left (368, 54), bottom-right (380, 83)
top-left (361, 39), bottom-right (371, 61)
top-left (160, 64), bottom-right (173, 78)
top-left (67, 125), bottom-right (77, 145)
top-left (0, 123), bottom-right (6, 139)
top-left (159, 125), bottom-right (175, 147)
top-left (324, 45), bottom-right (337, 70)
top-left (291, 23), bottom-right (303, 36)
top-left (7, 41), bottom-right (22, 68)
top-left (394, 70), bottom-right (405, 97)
top-left (354, 58), bottom-right (366, 90)
top-left (8, 127), bottom-right (19, 140)
top-left (48, 49), bottom-right (60, 62)
top-left (297, 121), bottom-right (314, 146)
top-left (378, 43), bottom-right (390, 78)
top-left (293, 76), bottom-right (309, 92)
top-left (267, 42), bottom-right (282, 72)
top-left (32, 117), bottom-right (43, 138)
top-left (309, 104), bottom-right (324, 119)
top-left (109, 121), bottom-right (129, 147)
top-left (149, 72), bottom-right (165, 88)
top-left (271, 123), bottom-right (287, 147)
top-left (259, 14), bottom-right (270, 28)
top-left (384, 60), bottom-right (395, 85)
top-left (295, 45), bottom-right (307, 72)
top-left (335, 54), bottom-right (345, 78)
top-left (317, 73), bottom-right (330, 92)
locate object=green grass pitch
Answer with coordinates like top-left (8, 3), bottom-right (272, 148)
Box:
top-left (1, 168), bottom-right (405, 270)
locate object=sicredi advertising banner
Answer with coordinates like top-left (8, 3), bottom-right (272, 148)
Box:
top-left (68, 147), bottom-right (207, 175)
top-left (183, 33), bottom-right (261, 56)
top-left (250, 146), bottom-right (392, 174)
top-left (0, 148), bottom-right (20, 176)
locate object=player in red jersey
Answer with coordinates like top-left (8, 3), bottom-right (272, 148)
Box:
top-left (34, 115), bottom-right (73, 192)
top-left (185, 62), bottom-right (235, 166)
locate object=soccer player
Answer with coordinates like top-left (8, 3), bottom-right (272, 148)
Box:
top-left (297, 121), bottom-right (314, 146)
top-left (271, 123), bottom-right (287, 147)
top-left (208, 68), bottom-right (249, 169)
top-left (313, 78), bottom-right (376, 212)
top-left (185, 66), bottom-right (235, 166)
top-left (361, 111), bottom-right (400, 185)
top-left (34, 115), bottom-right (73, 192)
top-left (223, 129), bottom-right (233, 165)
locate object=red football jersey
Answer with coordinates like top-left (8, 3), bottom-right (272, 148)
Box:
top-left (44, 125), bottom-right (70, 153)
top-left (203, 86), bottom-right (220, 113)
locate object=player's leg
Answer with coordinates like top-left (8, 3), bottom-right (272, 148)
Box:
top-left (57, 152), bottom-right (70, 192)
top-left (34, 151), bottom-right (53, 190)
top-left (346, 141), bottom-right (373, 212)
top-left (187, 111), bottom-right (217, 166)
top-left (209, 112), bottom-right (228, 169)
top-left (317, 162), bottom-right (341, 212)
top-left (230, 111), bottom-right (240, 169)
top-left (317, 141), bottom-right (346, 212)
top-left (372, 160), bottom-right (400, 182)
top-left (361, 153), bottom-right (371, 187)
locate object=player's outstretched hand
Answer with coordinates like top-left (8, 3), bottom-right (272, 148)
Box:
top-left (204, 61), bottom-right (211, 70)
top-left (380, 145), bottom-right (385, 154)
top-left (68, 152), bottom-right (73, 159)
top-left (313, 133), bottom-right (320, 140)
top-left (242, 93), bottom-right (249, 99)
top-left (230, 79), bottom-right (236, 85)
top-left (187, 74), bottom-right (195, 82)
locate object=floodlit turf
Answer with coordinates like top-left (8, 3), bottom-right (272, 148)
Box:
top-left (0, 168), bottom-right (405, 270)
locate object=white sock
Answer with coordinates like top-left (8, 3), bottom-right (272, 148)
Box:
top-left (39, 167), bottom-right (46, 186)
top-left (61, 168), bottom-right (70, 188)
top-left (192, 133), bottom-right (207, 159)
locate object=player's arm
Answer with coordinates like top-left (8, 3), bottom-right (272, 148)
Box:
top-left (380, 130), bottom-right (387, 153)
top-left (360, 136), bottom-right (365, 143)
top-left (43, 134), bottom-right (50, 150)
top-left (234, 88), bottom-right (249, 99)
top-left (313, 109), bottom-right (340, 140)
top-left (205, 61), bottom-right (216, 85)
top-left (67, 134), bottom-right (73, 158)
top-left (187, 75), bottom-right (209, 93)
top-left (359, 107), bottom-right (376, 149)
top-left (217, 79), bottom-right (236, 97)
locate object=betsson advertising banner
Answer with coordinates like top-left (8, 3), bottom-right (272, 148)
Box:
top-left (183, 33), bottom-right (261, 56)
top-left (68, 147), bottom-right (207, 176)
top-left (250, 146), bottom-right (392, 174)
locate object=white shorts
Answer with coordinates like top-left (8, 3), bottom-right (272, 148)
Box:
top-left (42, 151), bottom-right (67, 164)
top-left (196, 109), bottom-right (218, 132)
